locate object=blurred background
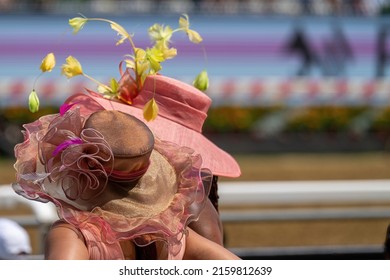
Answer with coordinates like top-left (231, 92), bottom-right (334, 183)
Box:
top-left (1, 0), bottom-right (390, 259)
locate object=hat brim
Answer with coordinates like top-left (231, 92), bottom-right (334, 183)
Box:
top-left (91, 140), bottom-right (211, 251)
top-left (65, 93), bottom-right (241, 178)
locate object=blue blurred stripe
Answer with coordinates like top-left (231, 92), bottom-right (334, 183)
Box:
top-left (0, 14), bottom-right (388, 80)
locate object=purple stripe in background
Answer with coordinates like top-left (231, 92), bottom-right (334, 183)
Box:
top-left (0, 15), bottom-right (388, 79)
top-left (0, 39), bottom-right (377, 55)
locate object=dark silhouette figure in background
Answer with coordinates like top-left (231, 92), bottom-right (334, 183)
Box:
top-left (321, 25), bottom-right (354, 76)
top-left (284, 25), bottom-right (354, 77)
top-left (376, 25), bottom-right (390, 77)
top-left (284, 28), bottom-right (320, 76)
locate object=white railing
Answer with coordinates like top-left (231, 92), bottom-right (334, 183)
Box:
top-left (2, 179), bottom-right (390, 224)
top-left (0, 185), bottom-right (57, 224)
top-left (219, 179), bottom-right (390, 205)
top-left (219, 179), bottom-right (390, 221)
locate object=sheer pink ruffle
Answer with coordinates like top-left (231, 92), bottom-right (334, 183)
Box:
top-left (39, 108), bottom-right (114, 202)
top-left (13, 107), bottom-right (114, 208)
top-left (83, 139), bottom-right (213, 259)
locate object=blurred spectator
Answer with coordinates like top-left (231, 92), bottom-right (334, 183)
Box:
top-left (349, 0), bottom-right (365, 15)
top-left (283, 27), bottom-right (320, 76)
top-left (385, 224), bottom-right (390, 259)
top-left (300, 0), bottom-right (312, 14)
top-left (326, 0), bottom-right (342, 15)
top-left (0, 0), bottom-right (385, 16)
top-left (0, 218), bottom-right (32, 259)
top-left (0, 0), bottom-right (13, 12)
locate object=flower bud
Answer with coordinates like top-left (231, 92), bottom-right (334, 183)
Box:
top-left (193, 70), bottom-right (209, 91)
top-left (40, 52), bottom-right (56, 72)
top-left (69, 17), bottom-right (88, 34)
top-left (28, 90), bottom-right (40, 113)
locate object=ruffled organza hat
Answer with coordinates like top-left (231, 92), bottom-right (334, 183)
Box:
top-left (12, 106), bottom-right (212, 259)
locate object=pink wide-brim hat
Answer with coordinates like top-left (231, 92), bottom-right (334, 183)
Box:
top-left (65, 75), bottom-right (241, 178)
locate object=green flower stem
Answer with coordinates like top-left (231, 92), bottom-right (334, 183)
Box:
top-left (83, 73), bottom-right (112, 93)
top-left (85, 17), bottom-right (139, 87)
top-left (32, 72), bottom-right (44, 91)
top-left (171, 28), bottom-right (185, 35)
top-left (86, 18), bottom-right (136, 50)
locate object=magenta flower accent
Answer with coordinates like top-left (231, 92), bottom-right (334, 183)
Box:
top-left (37, 107), bottom-right (114, 201)
top-left (60, 102), bottom-right (79, 116)
top-left (52, 138), bottom-right (83, 156)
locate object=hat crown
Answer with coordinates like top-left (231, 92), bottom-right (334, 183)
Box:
top-left (84, 110), bottom-right (154, 158)
top-left (84, 110), bottom-right (154, 178)
top-left (65, 75), bottom-right (242, 177)
top-left (133, 75), bottom-right (212, 133)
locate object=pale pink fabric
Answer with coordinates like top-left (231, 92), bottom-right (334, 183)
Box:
top-left (65, 75), bottom-right (241, 178)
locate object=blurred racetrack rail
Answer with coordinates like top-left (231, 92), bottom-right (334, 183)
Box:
top-left (2, 180), bottom-right (390, 259)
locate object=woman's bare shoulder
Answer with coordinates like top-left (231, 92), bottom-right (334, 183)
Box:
top-left (44, 220), bottom-right (89, 260)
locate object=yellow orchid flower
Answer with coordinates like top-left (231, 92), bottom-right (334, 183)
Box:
top-left (193, 70), bottom-right (209, 91)
top-left (61, 56), bottom-right (83, 78)
top-left (146, 47), bottom-right (164, 73)
top-left (186, 29), bottom-right (203, 44)
top-left (179, 14), bottom-right (203, 44)
top-left (40, 52), bottom-right (56, 72)
top-left (143, 98), bottom-right (159, 122)
top-left (58, 15), bottom-right (207, 122)
top-left (26, 15), bottom-right (207, 119)
top-left (161, 46), bottom-right (177, 60)
top-left (69, 17), bottom-right (88, 34)
top-left (110, 21), bottom-right (131, 46)
top-left (148, 24), bottom-right (173, 46)
top-left (178, 14), bottom-right (190, 30)
top-left (133, 48), bottom-right (148, 73)
top-left (154, 40), bottom-right (177, 60)
top-left (125, 48), bottom-right (149, 81)
top-left (28, 90), bottom-right (39, 113)
top-left (134, 47), bottom-right (146, 62)
top-left (124, 49), bottom-right (143, 70)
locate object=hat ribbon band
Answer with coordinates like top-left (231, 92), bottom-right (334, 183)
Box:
top-left (106, 161), bottom-right (150, 182)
